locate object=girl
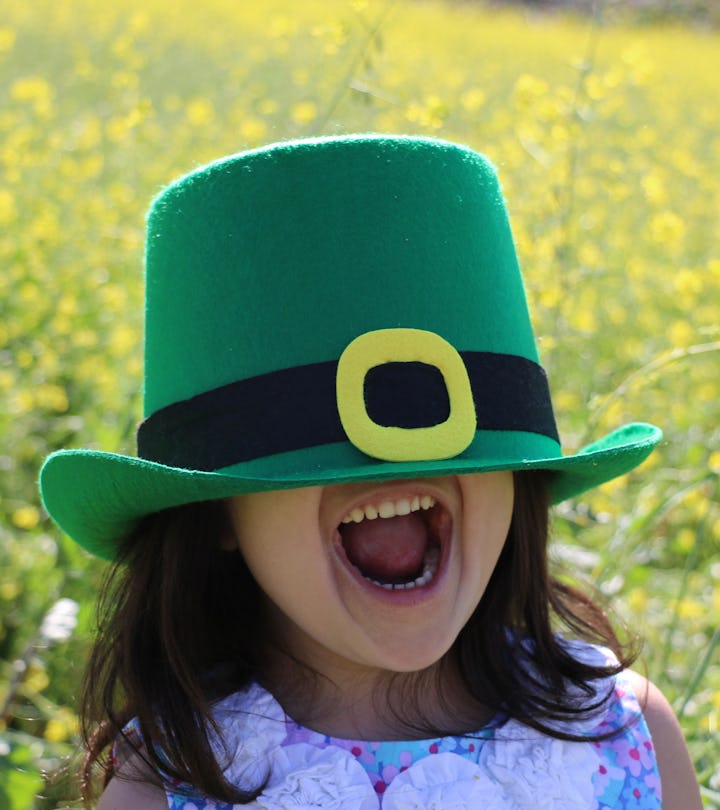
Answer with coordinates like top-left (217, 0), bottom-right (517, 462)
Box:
top-left (40, 135), bottom-right (701, 809)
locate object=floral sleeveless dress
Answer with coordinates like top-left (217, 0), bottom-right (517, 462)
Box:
top-left (114, 643), bottom-right (661, 809)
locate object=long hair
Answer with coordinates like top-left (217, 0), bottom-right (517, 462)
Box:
top-left (81, 500), bottom-right (265, 804)
top-left (456, 471), bottom-right (636, 736)
top-left (80, 470), bottom-right (635, 805)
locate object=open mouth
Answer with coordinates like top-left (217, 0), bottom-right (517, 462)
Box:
top-left (337, 494), bottom-right (451, 591)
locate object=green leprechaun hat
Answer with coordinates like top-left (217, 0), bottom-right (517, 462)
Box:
top-left (40, 134), bottom-right (661, 559)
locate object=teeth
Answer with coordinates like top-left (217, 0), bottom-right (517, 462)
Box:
top-left (340, 495), bottom-right (442, 593)
top-left (378, 501), bottom-right (395, 519)
top-left (395, 498), bottom-right (411, 516)
top-left (341, 494), bottom-right (436, 525)
top-left (363, 545), bottom-right (440, 592)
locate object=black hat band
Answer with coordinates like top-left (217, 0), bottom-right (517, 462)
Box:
top-left (136, 352), bottom-right (559, 471)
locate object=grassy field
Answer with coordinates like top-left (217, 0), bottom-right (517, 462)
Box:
top-left (0, 0), bottom-right (718, 806)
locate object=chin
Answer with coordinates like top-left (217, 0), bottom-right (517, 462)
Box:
top-left (360, 631), bottom-right (458, 675)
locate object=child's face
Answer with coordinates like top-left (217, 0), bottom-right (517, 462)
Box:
top-left (227, 472), bottom-right (513, 679)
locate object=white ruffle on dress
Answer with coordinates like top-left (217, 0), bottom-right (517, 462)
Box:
top-left (113, 642), bottom-right (661, 809)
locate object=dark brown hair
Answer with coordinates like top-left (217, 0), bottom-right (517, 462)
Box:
top-left (80, 470), bottom-right (636, 805)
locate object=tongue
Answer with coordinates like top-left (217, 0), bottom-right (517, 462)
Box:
top-left (342, 513), bottom-right (428, 582)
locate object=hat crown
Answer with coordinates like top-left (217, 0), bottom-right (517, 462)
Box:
top-left (143, 135), bottom-right (537, 416)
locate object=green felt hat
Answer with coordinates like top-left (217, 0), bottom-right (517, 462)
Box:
top-left (40, 134), bottom-right (661, 559)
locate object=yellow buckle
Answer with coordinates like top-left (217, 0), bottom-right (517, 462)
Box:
top-left (336, 328), bottom-right (476, 461)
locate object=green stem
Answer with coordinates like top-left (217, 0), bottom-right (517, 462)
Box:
top-left (658, 476), bottom-right (717, 685)
top-left (581, 341), bottom-right (720, 445)
top-left (313, 0), bottom-right (396, 133)
top-left (677, 626), bottom-right (720, 720)
top-left (0, 640), bottom-right (36, 725)
top-left (558, 0), bottom-right (604, 263)
top-left (0, 576), bottom-right (69, 725)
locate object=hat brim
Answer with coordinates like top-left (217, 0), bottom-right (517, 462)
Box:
top-left (40, 422), bottom-right (661, 560)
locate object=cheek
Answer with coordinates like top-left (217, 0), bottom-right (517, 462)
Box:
top-left (237, 538), bottom-right (287, 594)
top-left (235, 534), bottom-right (301, 608)
top-left (231, 527), bottom-right (314, 642)
top-left (461, 474), bottom-right (514, 581)
top-left (227, 492), bottom-right (329, 615)
top-left (228, 498), bottom-right (290, 596)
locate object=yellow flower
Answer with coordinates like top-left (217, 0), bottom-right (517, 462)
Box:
top-left (259, 98), bottom-right (279, 116)
top-left (602, 400), bottom-right (625, 429)
top-left (678, 597), bottom-right (705, 620)
top-left (0, 189), bottom-right (17, 224)
top-left (621, 42), bottom-right (655, 84)
top-left (111, 70), bottom-right (139, 90)
top-left (641, 171), bottom-right (668, 206)
top-left (554, 390), bottom-right (582, 415)
top-left (0, 580), bottom-right (20, 601)
top-left (0, 27), bottom-right (16, 52)
top-left (0, 368), bottom-right (13, 392)
top-left (269, 15), bottom-right (293, 38)
top-left (44, 709), bottom-right (79, 743)
top-left (585, 74), bottom-right (606, 101)
top-left (674, 267), bottom-right (702, 296)
top-left (16, 349), bottom-right (33, 368)
top-left (185, 98), bottom-right (215, 126)
top-left (538, 284), bottom-right (562, 310)
top-left (578, 242), bottom-right (602, 269)
top-left (568, 306), bottom-right (597, 334)
top-left (240, 117), bottom-right (268, 144)
top-left (24, 662), bottom-right (49, 695)
top-left (109, 324), bottom-right (139, 358)
top-left (9, 389), bottom-right (34, 415)
top-left (675, 528), bottom-right (695, 553)
top-left (650, 211), bottom-right (686, 246)
top-left (12, 506), bottom-right (40, 530)
top-left (44, 719), bottom-right (67, 743)
top-left (513, 74), bottom-right (549, 107)
top-left (460, 88), bottom-right (485, 114)
top-left (35, 383), bottom-right (69, 413)
top-left (708, 451), bottom-right (720, 475)
top-left (10, 75), bottom-right (53, 103)
top-left (405, 96), bottom-right (447, 130)
top-left (291, 101), bottom-right (318, 126)
top-left (128, 10), bottom-right (149, 34)
top-left (626, 587), bottom-right (648, 613)
top-left (668, 319), bottom-right (694, 347)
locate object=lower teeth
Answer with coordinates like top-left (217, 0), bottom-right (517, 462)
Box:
top-left (369, 546), bottom-right (440, 591)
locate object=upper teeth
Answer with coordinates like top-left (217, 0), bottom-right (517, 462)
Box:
top-left (341, 495), bottom-right (436, 524)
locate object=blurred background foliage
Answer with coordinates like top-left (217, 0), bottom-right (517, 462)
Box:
top-left (0, 0), bottom-right (718, 806)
